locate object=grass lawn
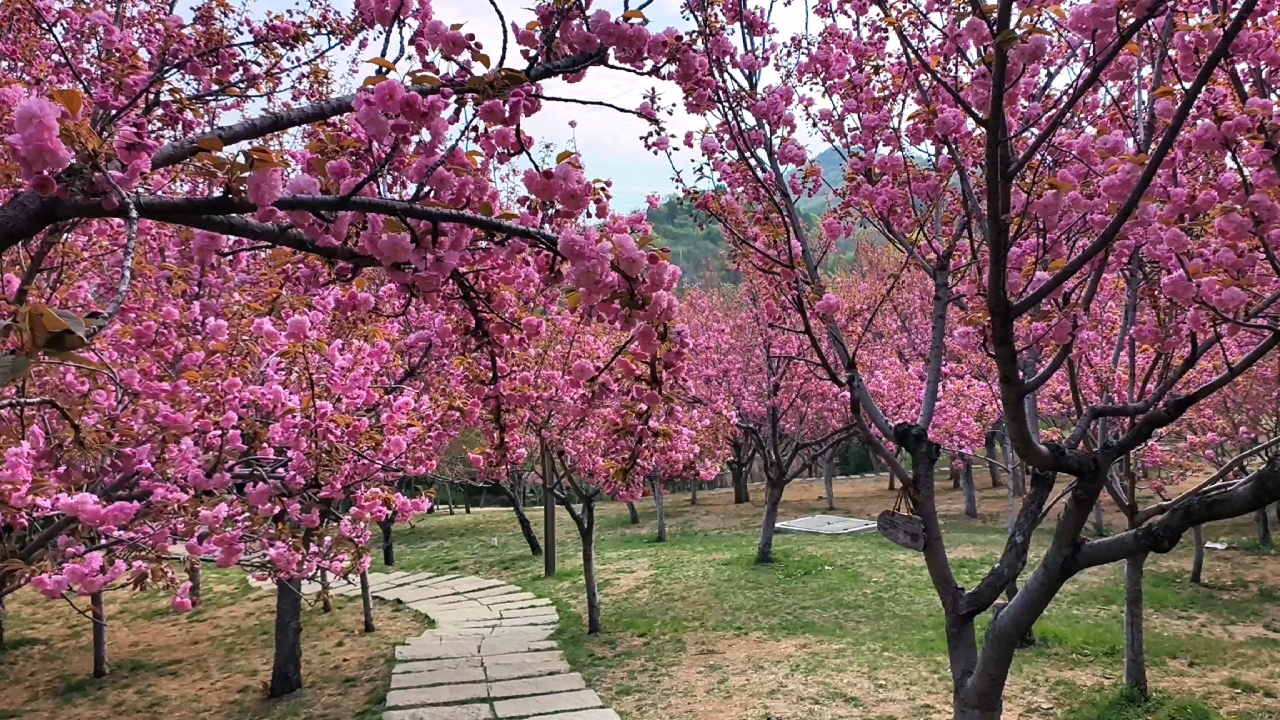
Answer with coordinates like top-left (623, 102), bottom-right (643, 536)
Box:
top-left (0, 475), bottom-right (1274, 720)
top-left (392, 476), bottom-right (1280, 720)
top-left (0, 569), bottom-right (422, 720)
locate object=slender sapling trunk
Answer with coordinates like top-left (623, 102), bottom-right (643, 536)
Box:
top-left (319, 569), bottom-right (332, 613)
top-left (359, 570), bottom-right (375, 633)
top-left (1124, 553), bottom-right (1149, 696)
top-left (823, 449), bottom-right (836, 511)
top-left (91, 590), bottom-right (108, 678)
top-left (379, 516), bottom-right (395, 566)
top-left (652, 476), bottom-right (667, 542)
top-left (1191, 525), bottom-right (1205, 584)
top-left (187, 560), bottom-right (202, 608)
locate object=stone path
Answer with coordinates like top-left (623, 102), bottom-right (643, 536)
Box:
top-left (280, 571), bottom-right (620, 720)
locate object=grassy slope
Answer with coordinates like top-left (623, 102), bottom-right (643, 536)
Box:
top-left (392, 478), bottom-right (1280, 720)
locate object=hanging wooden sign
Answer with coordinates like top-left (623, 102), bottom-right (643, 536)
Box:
top-left (877, 509), bottom-right (926, 551)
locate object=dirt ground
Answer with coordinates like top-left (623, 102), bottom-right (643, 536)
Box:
top-left (588, 473), bottom-right (1280, 720)
top-left (0, 572), bottom-right (421, 720)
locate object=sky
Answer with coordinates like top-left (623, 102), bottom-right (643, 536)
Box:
top-left (247, 0), bottom-right (815, 212)
top-left (431, 0), bottom-right (702, 211)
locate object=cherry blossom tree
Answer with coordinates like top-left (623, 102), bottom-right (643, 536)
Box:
top-left (670, 0), bottom-right (1280, 716)
top-left (1, 0), bottom-right (689, 695)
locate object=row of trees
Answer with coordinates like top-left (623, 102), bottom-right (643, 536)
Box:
top-left (2, 1), bottom-right (1280, 718)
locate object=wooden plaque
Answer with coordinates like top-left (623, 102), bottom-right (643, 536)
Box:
top-left (877, 509), bottom-right (926, 551)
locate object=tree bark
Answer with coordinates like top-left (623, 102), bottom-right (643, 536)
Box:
top-left (359, 570), bottom-right (375, 633)
top-left (732, 462), bottom-right (750, 504)
top-left (512, 502), bottom-right (542, 556)
top-left (756, 481), bottom-right (784, 564)
top-left (91, 590), bottom-right (108, 678)
top-left (690, 480), bottom-right (698, 505)
top-left (1092, 503), bottom-right (1107, 536)
top-left (500, 483), bottom-right (542, 555)
top-left (269, 578), bottom-right (304, 697)
top-left (542, 445), bottom-right (556, 578)
top-left (998, 432), bottom-right (1025, 497)
top-left (1190, 525), bottom-right (1204, 584)
top-left (379, 516), bottom-right (395, 566)
top-left (187, 561), bottom-right (202, 608)
top-left (1256, 507), bottom-right (1272, 547)
top-left (576, 498), bottom-right (601, 635)
top-left (463, 484), bottom-right (471, 514)
top-left (627, 502), bottom-right (640, 524)
top-left (961, 458), bottom-right (978, 518)
top-left (823, 449), bottom-right (836, 511)
top-left (319, 569), bottom-right (332, 613)
top-left (951, 458), bottom-right (961, 490)
top-left (652, 476), bottom-right (667, 542)
top-left (1124, 553), bottom-right (1149, 697)
top-left (985, 431), bottom-right (1002, 488)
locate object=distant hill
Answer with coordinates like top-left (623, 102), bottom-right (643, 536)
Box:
top-left (646, 148), bottom-right (857, 286)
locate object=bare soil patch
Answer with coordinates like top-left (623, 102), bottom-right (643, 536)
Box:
top-left (0, 573), bottom-right (421, 719)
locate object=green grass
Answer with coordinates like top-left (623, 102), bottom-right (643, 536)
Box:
top-left (387, 490), bottom-right (1280, 718)
top-left (1059, 686), bottom-right (1223, 720)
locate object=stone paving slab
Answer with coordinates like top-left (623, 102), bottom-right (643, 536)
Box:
top-left (484, 659), bottom-right (571, 681)
top-left (524, 711), bottom-right (620, 720)
top-left (500, 607), bottom-right (558, 619)
top-left (392, 665), bottom-right (487, 689)
top-left (487, 598), bottom-right (553, 612)
top-left (386, 682), bottom-right (489, 708)
top-left (482, 651), bottom-right (564, 666)
top-left (775, 513), bottom-right (878, 535)
top-left (396, 641), bottom-right (480, 661)
top-left (467, 586), bottom-right (524, 599)
top-left (394, 657), bottom-right (484, 675)
top-left (488, 673), bottom-right (585, 699)
top-left (492, 690), bottom-right (603, 719)
top-left (419, 573), bottom-right (464, 586)
top-left (356, 570), bottom-right (618, 720)
top-left (383, 703), bottom-right (494, 720)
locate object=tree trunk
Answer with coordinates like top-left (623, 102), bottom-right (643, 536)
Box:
top-left (998, 432), bottom-right (1025, 497)
top-left (732, 463), bottom-right (750, 504)
top-left (578, 498), bottom-right (601, 635)
top-left (961, 458), bottom-right (977, 518)
top-left (269, 578), bottom-right (304, 698)
top-left (1124, 553), bottom-right (1149, 697)
top-left (463, 484), bottom-right (471, 514)
top-left (823, 449), bottom-right (836, 511)
top-left (985, 431), bottom-right (1002, 488)
top-left (1092, 503), bottom-right (1107, 536)
top-left (1256, 507), bottom-right (1272, 547)
top-left (187, 561), bottom-right (202, 608)
top-left (319, 569), bottom-right (332, 613)
top-left (1190, 525), bottom-right (1205, 584)
top-left (627, 502), bottom-right (640, 524)
top-left (542, 446), bottom-right (556, 578)
top-left (359, 570), bottom-right (375, 633)
top-left (690, 480), bottom-right (698, 505)
top-left (445, 483), bottom-right (455, 515)
top-left (756, 481), bottom-right (784, 564)
top-left (512, 502), bottom-right (542, 556)
top-left (379, 516), bottom-right (395, 566)
top-left (652, 476), bottom-right (667, 542)
top-left (951, 459), bottom-right (961, 490)
top-left (91, 590), bottom-right (108, 678)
